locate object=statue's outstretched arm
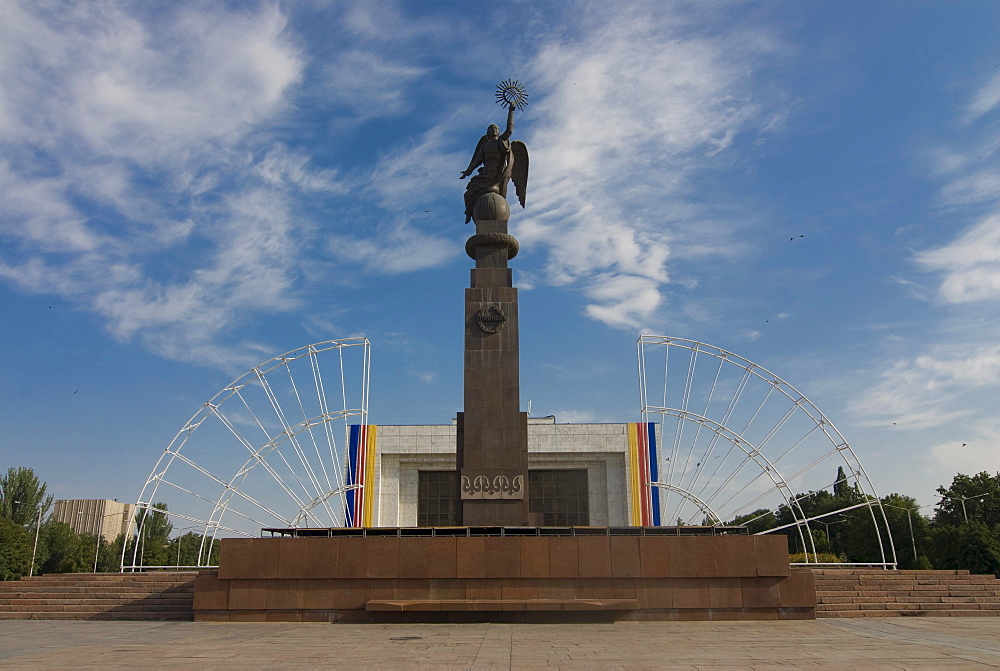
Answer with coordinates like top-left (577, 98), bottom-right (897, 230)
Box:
top-left (501, 104), bottom-right (514, 141)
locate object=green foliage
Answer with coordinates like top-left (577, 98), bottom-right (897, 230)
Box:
top-left (129, 503), bottom-right (173, 567)
top-left (774, 467), bottom-right (867, 557)
top-left (95, 534), bottom-right (126, 573)
top-left (934, 472), bottom-right (1000, 527)
top-left (728, 508), bottom-right (777, 534)
top-left (833, 466), bottom-right (859, 500)
top-left (874, 493), bottom-right (931, 570)
top-left (167, 532), bottom-right (220, 567)
top-left (926, 521), bottom-right (1000, 577)
top-left (0, 517), bottom-right (32, 580)
top-left (0, 467), bottom-right (53, 528)
top-left (789, 552), bottom-right (842, 564)
top-left (38, 521), bottom-right (92, 574)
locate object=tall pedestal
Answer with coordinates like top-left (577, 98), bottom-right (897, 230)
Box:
top-left (456, 192), bottom-right (529, 526)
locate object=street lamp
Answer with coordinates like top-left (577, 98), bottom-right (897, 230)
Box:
top-left (939, 493), bottom-right (988, 524)
top-left (817, 517), bottom-right (847, 555)
top-left (13, 501), bottom-right (43, 577)
top-left (882, 503), bottom-right (918, 562)
top-left (173, 526), bottom-right (200, 568)
top-left (78, 510), bottom-right (123, 573)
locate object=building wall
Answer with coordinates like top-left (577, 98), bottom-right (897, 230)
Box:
top-left (52, 499), bottom-right (135, 541)
top-left (374, 419), bottom-right (630, 527)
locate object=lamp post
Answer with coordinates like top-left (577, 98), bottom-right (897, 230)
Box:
top-left (13, 501), bottom-right (44, 577)
top-left (882, 503), bottom-right (918, 563)
top-left (173, 526), bottom-right (199, 568)
top-left (78, 510), bottom-right (122, 573)
top-left (939, 493), bottom-right (987, 524)
top-left (817, 517), bottom-right (847, 556)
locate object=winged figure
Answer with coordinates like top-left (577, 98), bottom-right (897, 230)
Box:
top-left (460, 102), bottom-right (529, 223)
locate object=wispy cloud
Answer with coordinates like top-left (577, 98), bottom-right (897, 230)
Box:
top-left (850, 70), bottom-right (1000, 434)
top-left (0, 3), bottom-right (319, 369)
top-left (927, 421), bottom-right (1000, 477)
top-left (964, 70), bottom-right (1000, 123)
top-left (917, 214), bottom-right (1000, 303)
top-left (514, 8), bottom-right (785, 329)
top-left (849, 344), bottom-right (1000, 430)
top-left (324, 51), bottom-right (426, 118)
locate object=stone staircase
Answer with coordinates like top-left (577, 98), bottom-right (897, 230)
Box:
top-left (813, 568), bottom-right (1000, 618)
top-left (0, 572), bottom-right (196, 620)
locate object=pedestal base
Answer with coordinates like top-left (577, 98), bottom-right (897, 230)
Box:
top-left (193, 530), bottom-right (815, 622)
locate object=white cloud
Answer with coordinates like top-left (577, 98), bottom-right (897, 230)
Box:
top-left (917, 214), bottom-right (1000, 303)
top-left (965, 70), bottom-right (1000, 123)
top-left (939, 172), bottom-right (1000, 207)
top-left (0, 3), bottom-right (312, 368)
top-left (849, 344), bottom-right (1000, 430)
top-left (515, 9), bottom-right (784, 330)
top-left (328, 219), bottom-right (459, 275)
top-left (324, 51), bottom-right (426, 118)
top-left (253, 145), bottom-right (344, 193)
top-left (928, 425), bottom-right (1000, 479)
top-left (584, 274), bottom-right (662, 330)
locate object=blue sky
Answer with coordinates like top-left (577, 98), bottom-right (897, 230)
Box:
top-left (3, 1), bottom-right (1000, 514)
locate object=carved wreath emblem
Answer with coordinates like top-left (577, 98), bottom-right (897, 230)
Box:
top-left (474, 305), bottom-right (506, 334)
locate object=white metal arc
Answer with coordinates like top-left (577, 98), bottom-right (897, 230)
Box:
top-left (649, 482), bottom-right (723, 525)
top-left (124, 338), bottom-right (370, 570)
top-left (638, 335), bottom-right (896, 568)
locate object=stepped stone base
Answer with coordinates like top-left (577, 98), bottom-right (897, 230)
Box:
top-left (0, 572), bottom-right (196, 620)
top-left (814, 568), bottom-right (1000, 618)
top-left (194, 532), bottom-right (815, 622)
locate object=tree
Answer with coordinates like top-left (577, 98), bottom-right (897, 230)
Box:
top-left (833, 466), bottom-right (859, 500)
top-left (0, 467), bottom-right (53, 528)
top-left (37, 521), bottom-right (91, 574)
top-left (129, 503), bottom-right (173, 567)
top-left (728, 508), bottom-right (778, 534)
top-left (96, 534), bottom-right (126, 573)
top-left (0, 517), bottom-right (32, 580)
top-left (927, 521), bottom-right (1000, 577)
top-left (934, 472), bottom-right (1000, 526)
top-left (167, 532), bottom-right (223, 567)
top-left (871, 493), bottom-right (930, 570)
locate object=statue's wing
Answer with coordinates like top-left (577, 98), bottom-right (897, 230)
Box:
top-left (511, 141), bottom-right (529, 208)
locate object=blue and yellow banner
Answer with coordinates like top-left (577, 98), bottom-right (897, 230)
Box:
top-left (627, 422), bottom-right (660, 526)
top-left (345, 424), bottom-right (377, 527)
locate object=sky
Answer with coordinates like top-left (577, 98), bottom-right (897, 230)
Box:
top-left (2, 1), bottom-right (1000, 518)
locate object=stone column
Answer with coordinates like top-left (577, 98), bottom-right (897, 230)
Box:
top-left (456, 192), bottom-right (529, 526)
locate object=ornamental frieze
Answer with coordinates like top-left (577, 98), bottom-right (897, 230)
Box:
top-left (460, 473), bottom-right (524, 500)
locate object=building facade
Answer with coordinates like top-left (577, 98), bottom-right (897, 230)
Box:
top-left (52, 499), bottom-right (135, 541)
top-left (368, 417), bottom-right (656, 528)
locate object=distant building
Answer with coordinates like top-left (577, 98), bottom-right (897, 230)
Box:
top-left (52, 499), bottom-right (135, 541)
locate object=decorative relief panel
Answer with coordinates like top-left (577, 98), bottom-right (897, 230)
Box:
top-left (460, 473), bottom-right (524, 500)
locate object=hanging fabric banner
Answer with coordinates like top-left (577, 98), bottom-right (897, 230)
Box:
top-left (345, 424), bottom-right (378, 527)
top-left (627, 422), bottom-right (660, 526)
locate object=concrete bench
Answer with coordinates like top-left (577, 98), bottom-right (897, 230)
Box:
top-left (365, 598), bottom-right (639, 612)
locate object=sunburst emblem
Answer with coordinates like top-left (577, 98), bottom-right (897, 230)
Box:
top-left (495, 79), bottom-right (529, 111)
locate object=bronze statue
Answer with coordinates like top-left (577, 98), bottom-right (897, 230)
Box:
top-left (460, 80), bottom-right (529, 223)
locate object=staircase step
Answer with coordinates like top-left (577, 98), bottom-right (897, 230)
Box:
top-left (812, 568), bottom-right (1000, 618)
top-left (0, 573), bottom-right (195, 621)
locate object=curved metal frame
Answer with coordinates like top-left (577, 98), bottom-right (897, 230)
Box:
top-left (638, 335), bottom-right (896, 568)
top-left (649, 482), bottom-right (724, 525)
top-left (124, 338), bottom-right (371, 571)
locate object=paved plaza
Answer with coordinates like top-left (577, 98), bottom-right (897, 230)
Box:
top-left (1, 618), bottom-right (1000, 668)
